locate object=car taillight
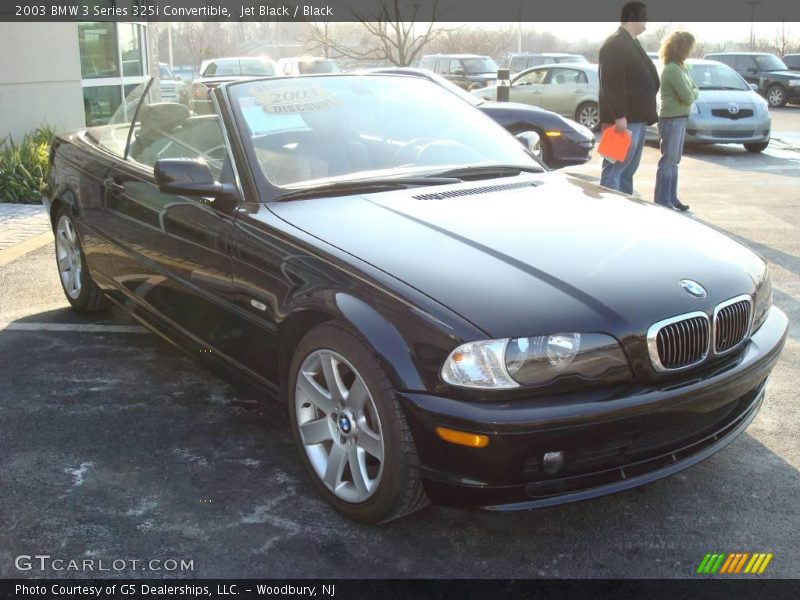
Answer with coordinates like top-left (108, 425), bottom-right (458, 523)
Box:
top-left (192, 82), bottom-right (208, 100)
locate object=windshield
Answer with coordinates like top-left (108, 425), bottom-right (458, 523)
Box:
top-left (462, 58), bottom-right (498, 74)
top-left (688, 63), bottom-right (749, 91)
top-left (754, 54), bottom-right (788, 71)
top-left (299, 60), bottom-right (341, 74)
top-left (229, 76), bottom-right (539, 189)
top-left (159, 65), bottom-right (176, 79)
top-left (205, 59), bottom-right (275, 77)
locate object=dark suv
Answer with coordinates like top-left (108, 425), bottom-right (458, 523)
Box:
top-left (704, 52), bottom-right (800, 107)
top-left (418, 54), bottom-right (498, 91)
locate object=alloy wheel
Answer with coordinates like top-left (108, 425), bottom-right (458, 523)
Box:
top-left (295, 349), bottom-right (384, 504)
top-left (55, 215), bottom-right (82, 299)
top-left (578, 104), bottom-right (600, 130)
top-left (767, 86), bottom-right (785, 107)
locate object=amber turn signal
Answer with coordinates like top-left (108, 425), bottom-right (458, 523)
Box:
top-left (435, 426), bottom-right (489, 448)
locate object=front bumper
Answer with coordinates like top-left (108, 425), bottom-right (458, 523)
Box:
top-left (550, 131), bottom-right (594, 166)
top-left (686, 112), bottom-right (771, 144)
top-left (399, 306), bottom-right (788, 510)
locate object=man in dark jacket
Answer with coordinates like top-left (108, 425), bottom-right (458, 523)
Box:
top-left (598, 1), bottom-right (660, 194)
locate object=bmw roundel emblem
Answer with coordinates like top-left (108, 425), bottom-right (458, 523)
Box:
top-left (339, 416), bottom-right (351, 433)
top-left (680, 279), bottom-right (707, 298)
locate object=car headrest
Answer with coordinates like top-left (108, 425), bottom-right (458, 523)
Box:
top-left (138, 102), bottom-right (190, 134)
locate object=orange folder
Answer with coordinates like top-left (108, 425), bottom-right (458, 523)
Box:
top-left (597, 127), bottom-right (632, 163)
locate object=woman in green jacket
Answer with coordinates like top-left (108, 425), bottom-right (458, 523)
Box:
top-left (654, 31), bottom-right (699, 211)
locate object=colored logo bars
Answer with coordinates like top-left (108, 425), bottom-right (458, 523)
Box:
top-left (696, 553), bottom-right (773, 574)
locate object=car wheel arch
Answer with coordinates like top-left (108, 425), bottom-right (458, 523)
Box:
top-left (48, 189), bottom-right (78, 228)
top-left (277, 294), bottom-right (427, 397)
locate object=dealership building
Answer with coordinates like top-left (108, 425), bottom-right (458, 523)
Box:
top-left (0, 22), bottom-right (150, 141)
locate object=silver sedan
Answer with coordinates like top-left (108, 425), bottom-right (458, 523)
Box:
top-left (472, 63), bottom-right (600, 131)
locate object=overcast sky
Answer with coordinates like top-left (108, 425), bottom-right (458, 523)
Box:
top-left (505, 22), bottom-right (797, 44)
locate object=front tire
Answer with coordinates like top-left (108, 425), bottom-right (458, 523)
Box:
top-left (53, 208), bottom-right (110, 312)
top-left (287, 322), bottom-right (428, 523)
top-left (744, 141), bottom-right (769, 153)
top-left (766, 84), bottom-right (787, 108)
top-left (576, 102), bottom-right (600, 132)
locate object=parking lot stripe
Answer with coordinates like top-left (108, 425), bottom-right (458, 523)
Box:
top-left (0, 322), bottom-right (149, 333)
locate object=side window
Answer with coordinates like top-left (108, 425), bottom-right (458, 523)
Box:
top-left (451, 59), bottom-right (463, 74)
top-left (434, 59), bottom-right (448, 74)
top-left (734, 56), bottom-right (754, 71)
top-left (127, 81), bottom-right (227, 179)
top-left (203, 62), bottom-right (218, 76)
top-left (515, 69), bottom-right (549, 86)
top-left (509, 56), bottom-right (526, 72)
top-left (550, 68), bottom-right (586, 85)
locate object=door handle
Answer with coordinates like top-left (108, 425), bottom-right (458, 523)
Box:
top-left (103, 178), bottom-right (124, 194)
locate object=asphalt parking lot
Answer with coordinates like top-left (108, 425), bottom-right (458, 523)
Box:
top-left (1, 106), bottom-right (799, 579)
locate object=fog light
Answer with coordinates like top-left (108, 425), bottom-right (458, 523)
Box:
top-left (542, 451), bottom-right (564, 474)
top-left (435, 426), bottom-right (489, 448)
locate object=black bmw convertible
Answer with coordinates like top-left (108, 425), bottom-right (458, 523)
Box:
top-left (46, 74), bottom-right (787, 523)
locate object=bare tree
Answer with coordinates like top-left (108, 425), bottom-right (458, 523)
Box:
top-left (306, 0), bottom-right (452, 66)
top-left (773, 23), bottom-right (793, 58)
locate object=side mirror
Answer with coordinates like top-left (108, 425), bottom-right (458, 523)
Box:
top-left (749, 83), bottom-right (759, 91)
top-left (154, 159), bottom-right (237, 209)
top-left (515, 131), bottom-right (544, 163)
top-left (746, 67), bottom-right (758, 75)
top-left (452, 68), bottom-right (465, 76)
top-left (175, 74), bottom-right (183, 81)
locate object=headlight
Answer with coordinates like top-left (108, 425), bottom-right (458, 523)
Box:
top-left (788, 79), bottom-right (800, 86)
top-left (751, 268), bottom-right (773, 333)
top-left (690, 102), bottom-right (700, 115)
top-left (441, 333), bottom-right (631, 389)
top-left (755, 96), bottom-right (769, 113)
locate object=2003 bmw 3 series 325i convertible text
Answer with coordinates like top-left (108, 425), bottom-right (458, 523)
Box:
top-left (46, 75), bottom-right (787, 523)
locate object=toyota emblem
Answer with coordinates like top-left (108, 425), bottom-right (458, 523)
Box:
top-left (728, 103), bottom-right (740, 114)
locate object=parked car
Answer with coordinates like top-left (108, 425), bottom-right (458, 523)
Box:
top-left (157, 63), bottom-right (188, 106)
top-left (418, 54), bottom-right (498, 90)
top-left (507, 53), bottom-right (588, 75)
top-left (191, 56), bottom-right (278, 114)
top-left (46, 74), bottom-right (787, 524)
top-left (651, 59), bottom-right (771, 153)
top-left (783, 54), bottom-right (800, 70)
top-left (369, 67), bottom-right (594, 167)
top-left (473, 63), bottom-right (600, 131)
top-left (278, 56), bottom-right (341, 76)
top-left (703, 52), bottom-right (800, 107)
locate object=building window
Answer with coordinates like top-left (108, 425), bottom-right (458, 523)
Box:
top-left (79, 22), bottom-right (148, 126)
top-left (118, 23), bottom-right (143, 77)
top-left (83, 85), bottom-right (123, 126)
top-left (79, 22), bottom-right (119, 79)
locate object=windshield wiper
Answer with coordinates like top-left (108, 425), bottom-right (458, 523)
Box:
top-left (428, 165), bottom-right (544, 180)
top-left (275, 176), bottom-right (459, 201)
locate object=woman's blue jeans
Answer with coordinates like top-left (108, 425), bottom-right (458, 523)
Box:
top-left (654, 116), bottom-right (688, 206)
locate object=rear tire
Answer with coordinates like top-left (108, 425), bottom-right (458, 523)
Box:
top-left (53, 207), bottom-right (110, 312)
top-left (744, 141), bottom-right (769, 153)
top-left (287, 322), bottom-right (429, 524)
top-left (575, 102), bottom-right (600, 132)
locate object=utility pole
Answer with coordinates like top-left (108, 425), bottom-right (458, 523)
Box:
top-left (745, 1), bottom-right (761, 51)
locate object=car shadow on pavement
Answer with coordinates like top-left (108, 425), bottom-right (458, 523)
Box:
top-left (1, 307), bottom-right (799, 578)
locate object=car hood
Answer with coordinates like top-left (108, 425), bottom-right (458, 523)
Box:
top-left (269, 173), bottom-right (765, 339)
top-left (762, 70), bottom-right (800, 78)
top-left (479, 100), bottom-right (549, 115)
top-left (696, 89), bottom-right (760, 103)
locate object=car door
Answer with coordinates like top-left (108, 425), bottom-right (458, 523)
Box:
top-left (509, 67), bottom-right (549, 107)
top-left (735, 55), bottom-right (760, 85)
top-left (100, 81), bottom-right (242, 358)
top-left (541, 67), bottom-right (589, 117)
